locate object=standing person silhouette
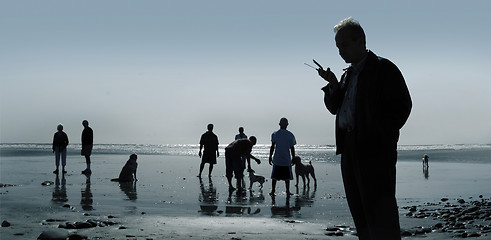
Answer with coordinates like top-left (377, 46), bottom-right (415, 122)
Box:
top-left (81, 120), bottom-right (93, 174)
top-left (224, 136), bottom-right (261, 191)
top-left (52, 124), bottom-right (69, 174)
top-left (198, 124), bottom-right (219, 178)
top-left (268, 118), bottom-right (296, 197)
top-left (235, 127), bottom-right (247, 140)
top-left (234, 127), bottom-right (249, 187)
top-left (235, 127), bottom-right (254, 173)
top-left (317, 17), bottom-right (412, 239)
top-left (422, 154), bottom-right (429, 169)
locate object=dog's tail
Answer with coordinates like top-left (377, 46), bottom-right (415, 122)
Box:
top-left (111, 178), bottom-right (119, 182)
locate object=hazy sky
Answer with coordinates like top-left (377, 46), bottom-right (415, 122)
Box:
top-left (1, 1), bottom-right (490, 145)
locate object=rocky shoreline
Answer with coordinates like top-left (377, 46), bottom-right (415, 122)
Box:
top-left (402, 195), bottom-right (491, 238)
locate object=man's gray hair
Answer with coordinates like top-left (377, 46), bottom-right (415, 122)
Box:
top-left (334, 17), bottom-right (366, 43)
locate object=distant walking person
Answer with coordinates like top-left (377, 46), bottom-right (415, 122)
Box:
top-left (198, 124), bottom-right (219, 178)
top-left (269, 118), bottom-right (296, 196)
top-left (318, 17), bottom-right (412, 239)
top-left (52, 124), bottom-right (69, 174)
top-left (422, 154), bottom-right (429, 168)
top-left (81, 120), bottom-right (93, 174)
top-left (235, 127), bottom-right (247, 140)
top-left (225, 136), bottom-right (261, 191)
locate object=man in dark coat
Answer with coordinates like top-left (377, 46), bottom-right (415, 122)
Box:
top-left (198, 124), bottom-right (219, 178)
top-left (318, 17), bottom-right (412, 240)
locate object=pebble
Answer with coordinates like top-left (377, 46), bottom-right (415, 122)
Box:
top-left (0, 183), bottom-right (15, 187)
top-left (41, 181), bottom-right (55, 186)
top-left (68, 233), bottom-right (88, 240)
top-left (325, 225), bottom-right (354, 237)
top-left (58, 219), bottom-right (117, 229)
top-left (37, 230), bottom-right (68, 240)
top-left (1, 220), bottom-right (11, 227)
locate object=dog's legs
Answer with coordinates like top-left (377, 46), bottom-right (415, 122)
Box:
top-left (311, 171), bottom-right (317, 187)
top-left (295, 173), bottom-right (300, 187)
top-left (301, 175), bottom-right (306, 188)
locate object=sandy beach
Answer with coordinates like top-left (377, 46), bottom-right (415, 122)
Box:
top-left (1, 147), bottom-right (490, 239)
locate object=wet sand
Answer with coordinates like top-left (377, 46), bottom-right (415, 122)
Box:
top-left (1, 153), bottom-right (490, 239)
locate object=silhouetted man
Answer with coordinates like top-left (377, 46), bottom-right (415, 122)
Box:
top-left (235, 127), bottom-right (254, 173)
top-left (81, 120), bottom-right (93, 174)
top-left (318, 17), bottom-right (412, 240)
top-left (268, 117), bottom-right (296, 196)
top-left (235, 127), bottom-right (247, 140)
top-left (224, 136), bottom-right (261, 191)
top-left (198, 124), bottom-right (219, 178)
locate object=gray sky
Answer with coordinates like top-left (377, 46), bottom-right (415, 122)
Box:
top-left (1, 0), bottom-right (490, 145)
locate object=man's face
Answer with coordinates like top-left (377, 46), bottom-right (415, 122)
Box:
top-left (335, 29), bottom-right (365, 64)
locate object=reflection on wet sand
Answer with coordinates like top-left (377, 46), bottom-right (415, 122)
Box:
top-left (120, 182), bottom-right (137, 201)
top-left (271, 196), bottom-right (300, 218)
top-left (423, 165), bottom-right (429, 180)
top-left (226, 189), bottom-right (262, 216)
top-left (294, 186), bottom-right (316, 208)
top-left (81, 173), bottom-right (93, 210)
top-left (270, 187), bottom-right (317, 218)
top-left (52, 174), bottom-right (67, 203)
top-left (199, 177), bottom-right (218, 215)
top-left (195, 177), bottom-right (316, 218)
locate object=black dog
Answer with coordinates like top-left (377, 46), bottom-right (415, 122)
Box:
top-left (292, 156), bottom-right (317, 188)
top-left (111, 154), bottom-right (138, 182)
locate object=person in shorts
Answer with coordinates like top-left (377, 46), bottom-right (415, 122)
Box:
top-left (269, 118), bottom-right (296, 196)
top-left (198, 124), bottom-right (219, 178)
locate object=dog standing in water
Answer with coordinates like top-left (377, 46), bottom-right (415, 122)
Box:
top-left (292, 156), bottom-right (317, 188)
top-left (111, 154), bottom-right (138, 182)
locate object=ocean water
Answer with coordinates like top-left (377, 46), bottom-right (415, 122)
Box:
top-left (1, 143), bottom-right (490, 163)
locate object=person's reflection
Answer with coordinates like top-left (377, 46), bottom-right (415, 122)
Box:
top-left (198, 177), bottom-right (218, 215)
top-left (52, 174), bottom-right (68, 202)
top-left (270, 195), bottom-right (300, 218)
top-left (423, 165), bottom-right (429, 180)
top-left (81, 173), bottom-right (93, 210)
top-left (225, 188), bottom-right (261, 215)
top-left (120, 182), bottom-right (137, 201)
top-left (294, 186), bottom-right (316, 208)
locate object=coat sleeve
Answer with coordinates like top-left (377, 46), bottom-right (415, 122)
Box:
top-left (380, 59), bottom-right (412, 131)
top-left (322, 81), bottom-right (345, 115)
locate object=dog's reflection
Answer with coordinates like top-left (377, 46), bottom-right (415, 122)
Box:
top-left (119, 181), bottom-right (137, 201)
top-left (198, 177), bottom-right (218, 215)
top-left (294, 186), bottom-right (316, 208)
